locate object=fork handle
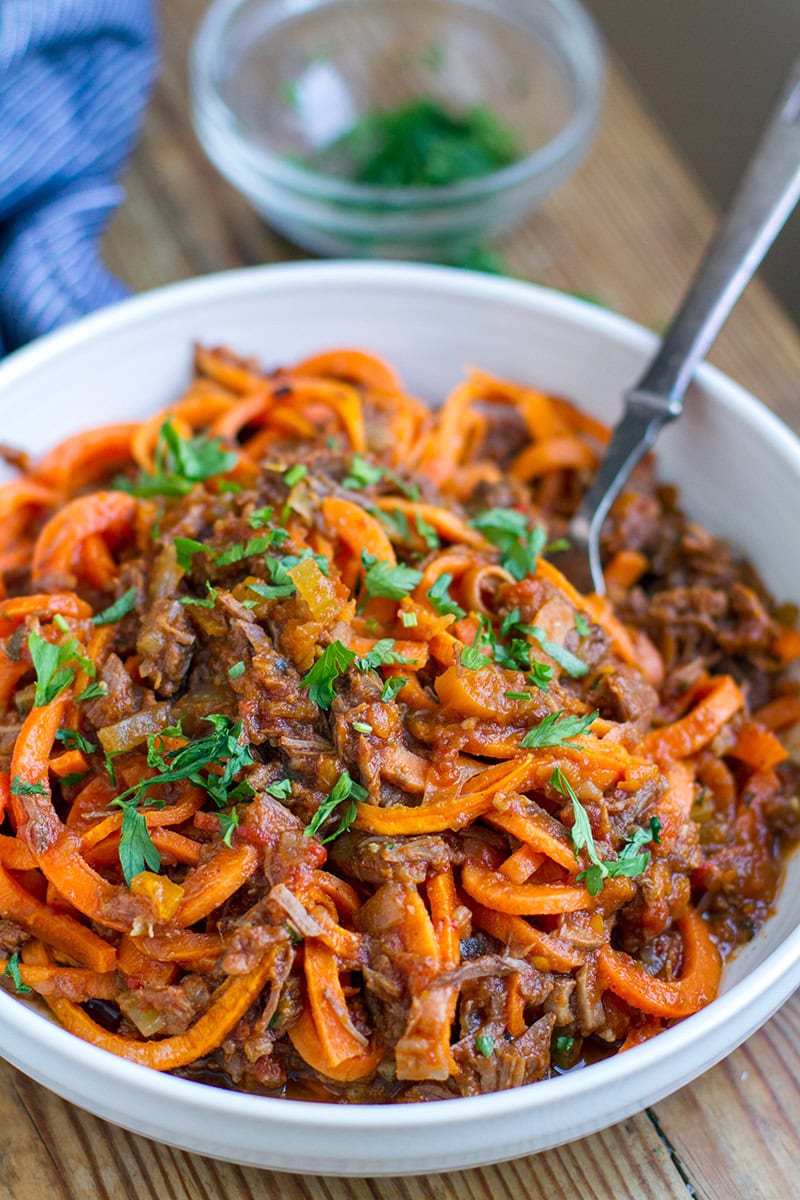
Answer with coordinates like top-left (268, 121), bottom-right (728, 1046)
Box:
top-left (572, 56), bottom-right (800, 572)
top-left (630, 56), bottom-right (800, 416)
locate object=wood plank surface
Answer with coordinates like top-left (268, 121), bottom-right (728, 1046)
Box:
top-left (3, 1), bottom-right (800, 1197)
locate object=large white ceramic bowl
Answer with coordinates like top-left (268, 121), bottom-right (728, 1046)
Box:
top-left (0, 262), bottom-right (798, 1176)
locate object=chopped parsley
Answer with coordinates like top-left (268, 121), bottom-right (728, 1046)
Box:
top-left (180, 582), bottom-right (218, 608)
top-left (529, 626), bottom-right (587, 678)
top-left (304, 769), bottom-right (368, 844)
top-left (520, 709), bottom-right (598, 750)
top-left (91, 588), bottom-right (137, 626)
top-left (75, 682), bottom-right (107, 703)
top-left (10, 777), bottom-right (46, 797)
top-left (215, 533), bottom-right (283, 567)
top-left (248, 551), bottom-right (330, 602)
top-left (475, 1034), bottom-right (495, 1058)
top-left (352, 721), bottom-right (373, 734)
top-left (228, 661), bottom-right (245, 680)
top-left (414, 514), bottom-right (440, 551)
top-left (381, 676), bottom-right (407, 702)
top-left (302, 641), bottom-right (356, 709)
top-left (117, 419), bottom-right (237, 498)
top-left (356, 638), bottom-right (417, 671)
top-left (343, 454), bottom-right (384, 489)
top-left (505, 691), bottom-right (531, 701)
top-left (265, 778), bottom-right (293, 800)
top-left (470, 508), bottom-right (546, 581)
top-left (118, 804), bottom-right (161, 885)
top-left (528, 661), bottom-right (555, 691)
top-left (574, 613), bottom-right (591, 637)
top-left (427, 573), bottom-right (465, 619)
top-left (283, 464), bottom-right (308, 488)
top-left (248, 505), bottom-right (274, 529)
top-left (4, 953), bottom-right (31, 995)
top-left (549, 767), bottom-right (661, 896)
top-left (321, 98), bottom-right (520, 188)
top-left (218, 810), bottom-right (239, 848)
top-left (362, 554), bottom-right (423, 602)
top-left (460, 617), bottom-right (492, 671)
top-left (28, 630), bottom-right (94, 707)
top-left (114, 715), bottom-right (254, 812)
top-left (55, 728), bottom-right (97, 755)
top-left (400, 610), bottom-right (418, 628)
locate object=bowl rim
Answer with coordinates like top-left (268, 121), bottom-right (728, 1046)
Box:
top-left (1, 259), bottom-right (799, 1134)
top-left (190, 0), bottom-right (605, 205)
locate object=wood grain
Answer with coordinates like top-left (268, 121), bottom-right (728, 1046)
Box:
top-left (3, 1), bottom-right (799, 1197)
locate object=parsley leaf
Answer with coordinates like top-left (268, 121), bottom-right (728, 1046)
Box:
top-left (302, 641), bottom-right (356, 709)
top-left (521, 709), bottom-right (598, 749)
top-left (283, 464), bottom-right (308, 488)
top-left (427, 573), bottom-right (465, 619)
top-left (475, 1034), bottom-right (494, 1058)
top-left (381, 676), bottom-right (407, 702)
top-left (343, 454), bottom-right (385, 489)
top-left (228, 661), bottom-right (245, 680)
top-left (304, 769), bottom-right (368, 844)
top-left (174, 537), bottom-right (209, 572)
top-left (248, 505), bottom-right (274, 529)
top-left (215, 533), bottom-right (281, 567)
top-left (4, 952), bottom-right (32, 994)
top-left (415, 514), bottom-right (440, 551)
top-left (356, 638), bottom-right (417, 671)
top-left (574, 613), bottom-right (591, 637)
top-left (549, 768), bottom-right (659, 895)
top-left (75, 682), bottom-right (107, 703)
top-left (28, 631), bottom-right (94, 707)
top-left (528, 661), bottom-right (554, 691)
top-left (118, 419), bottom-right (237, 497)
top-left (115, 715), bottom-right (254, 811)
top-left (265, 778), bottom-right (293, 799)
top-left (91, 588), bottom-right (137, 626)
top-left (400, 610), bottom-right (418, 627)
top-left (529, 626), bottom-right (588, 678)
top-left (460, 618), bottom-right (492, 671)
top-left (470, 508), bottom-right (546, 580)
top-left (10, 776), bottom-right (46, 796)
top-left (118, 803), bottom-right (161, 885)
top-left (362, 554), bottom-right (423, 601)
top-left (505, 691), bottom-right (531, 701)
top-left (55, 728), bottom-right (96, 755)
top-left (180, 582), bottom-right (218, 608)
top-left (218, 810), bottom-right (239, 848)
top-left (352, 721), bottom-right (373, 734)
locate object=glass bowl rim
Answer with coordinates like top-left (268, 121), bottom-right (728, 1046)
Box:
top-left (190, 0), bottom-right (606, 206)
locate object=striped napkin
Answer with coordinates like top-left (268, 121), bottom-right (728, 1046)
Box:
top-left (0, 0), bottom-right (157, 356)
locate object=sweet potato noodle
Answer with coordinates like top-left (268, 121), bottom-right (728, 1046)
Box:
top-left (0, 346), bottom-right (798, 1101)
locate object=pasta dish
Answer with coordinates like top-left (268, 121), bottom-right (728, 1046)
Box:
top-left (0, 346), bottom-right (797, 1101)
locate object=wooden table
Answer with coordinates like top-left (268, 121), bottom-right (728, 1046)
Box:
top-left (4, 3), bottom-right (800, 1197)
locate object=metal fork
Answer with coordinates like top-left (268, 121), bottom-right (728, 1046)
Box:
top-left (563, 56), bottom-right (800, 595)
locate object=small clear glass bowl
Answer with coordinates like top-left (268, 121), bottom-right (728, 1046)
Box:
top-left (191, 0), bottom-right (605, 260)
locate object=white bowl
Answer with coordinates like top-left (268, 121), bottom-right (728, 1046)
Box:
top-left (0, 262), bottom-right (798, 1176)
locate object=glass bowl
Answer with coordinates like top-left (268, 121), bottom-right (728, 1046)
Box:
top-left (191, 0), bottom-right (605, 259)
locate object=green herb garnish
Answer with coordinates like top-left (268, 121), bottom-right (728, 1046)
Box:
top-left (28, 631), bottom-right (94, 707)
top-left (427, 573), bottom-right (465, 620)
top-left (218, 810), bottom-right (239, 848)
top-left (302, 641), bottom-right (357, 709)
top-left (117, 419), bottom-right (237, 497)
top-left (380, 676), bottom-right (407, 703)
top-left (304, 769), bottom-right (368, 844)
top-left (55, 728), bottom-right (97, 755)
top-left (228, 661), bottom-right (246, 680)
top-left (92, 588), bottom-right (137, 626)
top-left (475, 1034), bottom-right (495, 1058)
top-left (118, 804), bottom-right (161, 885)
top-left (10, 777), bottom-right (46, 797)
top-left (321, 98), bottom-right (519, 188)
top-left (4, 953), bottom-right (32, 995)
top-left (362, 554), bottom-right (423, 602)
top-left (520, 709), bottom-right (598, 750)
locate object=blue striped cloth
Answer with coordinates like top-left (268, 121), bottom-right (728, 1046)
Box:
top-left (0, 1), bottom-right (157, 356)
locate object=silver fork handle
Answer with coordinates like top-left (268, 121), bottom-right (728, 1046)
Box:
top-left (632, 56), bottom-right (800, 415)
top-left (572, 57), bottom-right (800, 574)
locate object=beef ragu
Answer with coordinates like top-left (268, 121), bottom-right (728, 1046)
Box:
top-left (0, 346), bottom-right (797, 1102)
